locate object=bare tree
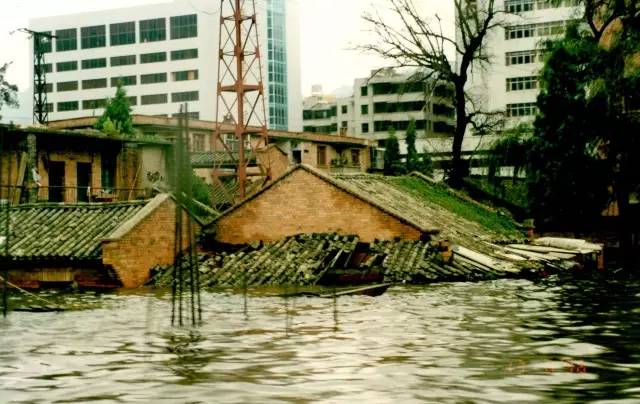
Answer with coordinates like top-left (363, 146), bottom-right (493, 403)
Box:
top-left (361, 0), bottom-right (504, 186)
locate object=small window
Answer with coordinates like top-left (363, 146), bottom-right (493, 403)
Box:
top-left (341, 105), bottom-right (347, 114)
top-left (110, 55), bottom-right (136, 67)
top-left (81, 58), bottom-right (107, 70)
top-left (111, 76), bottom-right (137, 87)
top-left (56, 61), bottom-right (77, 72)
top-left (341, 121), bottom-right (347, 128)
top-left (81, 25), bottom-right (106, 49)
top-left (192, 133), bottom-right (206, 152)
top-left (82, 78), bottom-right (107, 89)
top-left (83, 99), bottom-right (107, 110)
top-left (127, 96), bottom-right (137, 106)
top-left (139, 18), bottom-right (166, 42)
top-left (361, 86), bottom-right (368, 96)
top-left (171, 70), bottom-right (199, 81)
top-left (44, 83), bottom-right (53, 93)
top-left (110, 21), bottom-right (136, 46)
top-left (36, 32), bottom-right (53, 53)
top-left (171, 91), bottom-right (199, 102)
top-left (141, 94), bottom-right (168, 105)
top-left (140, 72), bottom-right (168, 84)
top-left (170, 48), bottom-right (198, 60)
top-left (43, 63), bottom-right (53, 73)
top-left (57, 81), bottom-right (78, 92)
top-left (55, 28), bottom-right (77, 52)
top-left (57, 101), bottom-right (78, 111)
top-left (317, 145), bottom-right (327, 166)
top-left (361, 104), bottom-right (369, 115)
top-left (361, 122), bottom-right (369, 133)
top-left (140, 52), bottom-right (167, 64)
top-left (170, 14), bottom-right (198, 39)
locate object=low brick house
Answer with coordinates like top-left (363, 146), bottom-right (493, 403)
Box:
top-left (0, 194), bottom-right (200, 288)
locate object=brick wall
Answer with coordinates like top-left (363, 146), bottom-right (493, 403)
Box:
top-left (215, 168), bottom-right (422, 244)
top-left (102, 197), bottom-right (200, 288)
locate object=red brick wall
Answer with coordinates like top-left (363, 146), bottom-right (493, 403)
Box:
top-left (215, 169), bottom-right (422, 244)
top-left (102, 197), bottom-right (199, 288)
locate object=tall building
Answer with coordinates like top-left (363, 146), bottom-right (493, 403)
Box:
top-left (29, 0), bottom-right (302, 131)
top-left (462, 0), bottom-right (581, 135)
top-left (302, 68), bottom-right (455, 154)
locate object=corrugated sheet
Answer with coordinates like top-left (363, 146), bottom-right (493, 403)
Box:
top-left (0, 201), bottom-right (147, 260)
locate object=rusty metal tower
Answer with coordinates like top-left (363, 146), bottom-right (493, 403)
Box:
top-left (213, 0), bottom-right (269, 201)
top-left (18, 29), bottom-right (56, 125)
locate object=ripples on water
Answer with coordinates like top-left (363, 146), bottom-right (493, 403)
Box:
top-left (1, 278), bottom-right (640, 403)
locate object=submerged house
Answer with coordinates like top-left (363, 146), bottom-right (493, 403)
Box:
top-left (0, 194), bottom-right (200, 288)
top-left (0, 124), bottom-right (171, 204)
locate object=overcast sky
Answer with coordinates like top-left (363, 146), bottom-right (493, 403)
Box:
top-left (0, 0), bottom-right (454, 122)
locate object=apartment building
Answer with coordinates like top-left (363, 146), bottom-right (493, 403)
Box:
top-left (302, 69), bottom-right (455, 154)
top-left (29, 0), bottom-right (302, 131)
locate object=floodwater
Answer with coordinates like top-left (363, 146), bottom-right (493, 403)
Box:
top-left (1, 278), bottom-right (640, 403)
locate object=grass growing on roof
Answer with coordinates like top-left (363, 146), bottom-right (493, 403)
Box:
top-left (390, 176), bottom-right (523, 238)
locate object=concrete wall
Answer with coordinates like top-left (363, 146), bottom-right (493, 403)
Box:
top-left (102, 196), bottom-right (199, 288)
top-left (214, 168), bottom-right (422, 244)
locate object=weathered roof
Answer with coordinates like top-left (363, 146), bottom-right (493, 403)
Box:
top-left (190, 151), bottom-right (240, 168)
top-left (0, 123), bottom-right (171, 145)
top-left (0, 200), bottom-right (148, 260)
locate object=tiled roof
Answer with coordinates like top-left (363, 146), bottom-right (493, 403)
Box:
top-left (0, 201), bottom-right (147, 260)
top-left (190, 151), bottom-right (238, 168)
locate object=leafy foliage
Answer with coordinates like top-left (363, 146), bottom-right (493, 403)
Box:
top-left (383, 128), bottom-right (406, 176)
top-left (405, 118), bottom-right (419, 172)
top-left (0, 63), bottom-right (19, 120)
top-left (95, 81), bottom-right (134, 136)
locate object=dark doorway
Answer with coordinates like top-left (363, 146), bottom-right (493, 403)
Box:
top-left (77, 162), bottom-right (92, 202)
top-left (48, 161), bottom-right (65, 202)
top-left (292, 150), bottom-right (302, 164)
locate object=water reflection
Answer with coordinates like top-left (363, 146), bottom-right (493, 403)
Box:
top-left (0, 279), bottom-right (639, 403)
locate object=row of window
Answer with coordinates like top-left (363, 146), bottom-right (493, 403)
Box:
top-left (505, 0), bottom-right (579, 13)
top-left (303, 107), bottom-right (337, 120)
top-left (43, 49), bottom-right (198, 74)
top-left (40, 15), bottom-right (198, 53)
top-left (372, 101), bottom-right (426, 114)
top-left (51, 91), bottom-right (199, 112)
top-left (506, 102), bottom-right (538, 117)
top-left (49, 70), bottom-right (198, 92)
top-left (506, 76), bottom-right (538, 91)
top-left (505, 49), bottom-right (543, 66)
top-left (505, 20), bottom-right (572, 40)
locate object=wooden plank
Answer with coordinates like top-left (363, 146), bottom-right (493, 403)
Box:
top-left (507, 244), bottom-right (578, 255)
top-left (12, 152), bottom-right (27, 204)
top-left (532, 237), bottom-right (602, 253)
top-left (453, 245), bottom-right (520, 273)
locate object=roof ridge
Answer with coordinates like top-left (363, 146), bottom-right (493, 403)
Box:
top-left (11, 200), bottom-right (150, 210)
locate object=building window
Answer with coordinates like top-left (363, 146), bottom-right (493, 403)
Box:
top-left (43, 63), bottom-right (53, 73)
top-left (140, 52), bottom-right (167, 64)
top-left (82, 78), bottom-right (107, 89)
top-left (81, 25), bottom-right (106, 49)
top-left (350, 149), bottom-right (361, 166)
top-left (101, 155), bottom-right (117, 191)
top-left (83, 99), bottom-right (107, 110)
top-left (341, 105), bottom-right (347, 114)
top-left (170, 14), bottom-right (198, 39)
top-left (361, 104), bottom-right (369, 115)
top-left (57, 81), bottom-right (78, 92)
top-left (505, 20), bottom-right (569, 40)
top-left (505, 50), bottom-right (540, 65)
top-left (362, 122), bottom-right (369, 133)
top-left (110, 21), bottom-right (136, 46)
top-left (361, 86), bottom-right (368, 96)
top-left (111, 75), bottom-right (137, 87)
top-left (36, 32), bottom-right (53, 53)
top-left (127, 96), bottom-right (137, 106)
top-left (171, 70), bottom-right (199, 81)
top-left (141, 72), bottom-right (168, 84)
top-left (317, 145), bottom-right (327, 166)
top-left (171, 91), bottom-right (199, 102)
top-left (506, 76), bottom-right (538, 91)
top-left (505, 0), bottom-right (534, 13)
top-left (139, 18), bottom-right (166, 42)
top-left (141, 94), bottom-right (168, 105)
top-left (192, 133), bottom-right (206, 152)
top-left (505, 24), bottom-right (535, 40)
top-left (81, 58), bottom-right (107, 70)
top-left (57, 101), bottom-right (78, 111)
top-left (170, 48), bottom-right (198, 60)
top-left (110, 55), bottom-right (136, 67)
top-left (56, 61), bottom-right (77, 72)
top-left (55, 28), bottom-right (77, 52)
top-left (341, 121), bottom-right (348, 128)
top-left (44, 83), bottom-right (53, 93)
top-left (506, 102), bottom-right (538, 117)
top-left (45, 103), bottom-right (54, 112)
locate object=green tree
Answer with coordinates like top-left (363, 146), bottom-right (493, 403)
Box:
top-left (383, 127), bottom-right (405, 176)
top-left (0, 63), bottom-right (19, 121)
top-left (405, 118), bottom-right (419, 172)
top-left (95, 81), bottom-right (134, 136)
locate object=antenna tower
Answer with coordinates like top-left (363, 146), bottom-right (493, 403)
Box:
top-left (212, 0), bottom-right (269, 204)
top-left (18, 29), bottom-right (56, 125)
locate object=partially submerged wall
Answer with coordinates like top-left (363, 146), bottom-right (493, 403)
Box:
top-left (215, 169), bottom-right (422, 244)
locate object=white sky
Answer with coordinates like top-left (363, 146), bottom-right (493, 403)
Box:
top-left (0, 0), bottom-right (454, 122)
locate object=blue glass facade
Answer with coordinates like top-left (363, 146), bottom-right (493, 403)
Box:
top-left (267, 0), bottom-right (288, 130)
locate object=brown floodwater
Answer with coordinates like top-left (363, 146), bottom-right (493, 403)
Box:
top-left (1, 278), bottom-right (640, 403)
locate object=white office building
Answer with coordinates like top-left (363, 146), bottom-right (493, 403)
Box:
top-left (29, 0), bottom-right (302, 131)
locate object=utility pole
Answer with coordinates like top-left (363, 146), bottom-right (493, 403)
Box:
top-left (17, 29), bottom-right (56, 125)
top-left (213, 0), bottom-right (269, 200)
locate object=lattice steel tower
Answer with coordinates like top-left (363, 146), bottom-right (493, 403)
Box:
top-left (19, 29), bottom-right (55, 125)
top-left (213, 0), bottom-right (269, 200)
